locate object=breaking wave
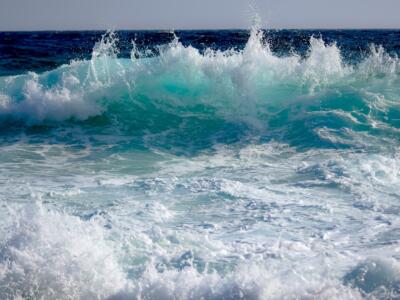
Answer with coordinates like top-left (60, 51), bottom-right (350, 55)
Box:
top-left (0, 27), bottom-right (399, 150)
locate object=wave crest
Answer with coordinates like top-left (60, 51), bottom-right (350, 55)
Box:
top-left (0, 29), bottom-right (399, 149)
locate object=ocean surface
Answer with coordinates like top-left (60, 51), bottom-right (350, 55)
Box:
top-left (0, 28), bottom-right (400, 299)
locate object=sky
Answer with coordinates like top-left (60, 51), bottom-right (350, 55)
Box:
top-left (0, 0), bottom-right (399, 31)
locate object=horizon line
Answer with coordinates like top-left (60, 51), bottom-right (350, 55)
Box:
top-left (1, 27), bottom-right (400, 33)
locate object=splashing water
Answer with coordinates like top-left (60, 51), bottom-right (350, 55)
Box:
top-left (1, 27), bottom-right (400, 299)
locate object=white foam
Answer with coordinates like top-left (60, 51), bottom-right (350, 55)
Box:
top-left (0, 74), bottom-right (102, 123)
top-left (0, 202), bottom-right (129, 299)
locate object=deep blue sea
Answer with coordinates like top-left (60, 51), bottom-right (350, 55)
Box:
top-left (1, 28), bottom-right (400, 299)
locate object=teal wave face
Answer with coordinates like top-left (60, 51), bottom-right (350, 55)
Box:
top-left (0, 30), bottom-right (399, 151)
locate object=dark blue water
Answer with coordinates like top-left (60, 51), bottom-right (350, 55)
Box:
top-left (1, 30), bottom-right (399, 76)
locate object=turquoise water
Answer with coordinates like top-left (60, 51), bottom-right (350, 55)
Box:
top-left (1, 28), bottom-right (400, 299)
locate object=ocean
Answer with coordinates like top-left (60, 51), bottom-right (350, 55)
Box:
top-left (0, 28), bottom-right (400, 299)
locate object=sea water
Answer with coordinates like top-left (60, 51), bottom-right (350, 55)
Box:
top-left (0, 27), bottom-right (400, 299)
